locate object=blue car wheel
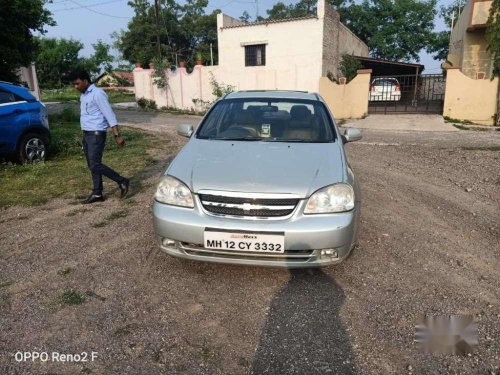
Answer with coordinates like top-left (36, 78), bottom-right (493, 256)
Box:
top-left (18, 132), bottom-right (48, 163)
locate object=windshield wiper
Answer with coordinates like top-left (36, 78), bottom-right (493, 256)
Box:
top-left (263, 138), bottom-right (334, 143)
top-left (263, 138), bottom-right (306, 142)
top-left (209, 136), bottom-right (264, 141)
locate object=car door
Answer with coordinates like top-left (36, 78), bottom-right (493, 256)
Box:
top-left (0, 89), bottom-right (30, 154)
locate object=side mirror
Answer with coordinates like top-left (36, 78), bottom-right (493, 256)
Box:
top-left (177, 124), bottom-right (194, 138)
top-left (343, 127), bottom-right (362, 143)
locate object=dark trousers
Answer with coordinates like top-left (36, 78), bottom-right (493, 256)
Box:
top-left (82, 131), bottom-right (125, 195)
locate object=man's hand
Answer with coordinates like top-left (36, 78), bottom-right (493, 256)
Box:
top-left (114, 135), bottom-right (125, 147)
top-left (111, 125), bottom-right (125, 147)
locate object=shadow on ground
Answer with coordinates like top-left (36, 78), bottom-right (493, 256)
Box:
top-left (251, 268), bottom-right (357, 374)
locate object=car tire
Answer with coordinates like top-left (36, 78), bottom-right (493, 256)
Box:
top-left (17, 133), bottom-right (49, 164)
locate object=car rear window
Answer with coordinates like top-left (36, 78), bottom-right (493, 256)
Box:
top-left (197, 98), bottom-right (337, 142)
top-left (372, 79), bottom-right (399, 86)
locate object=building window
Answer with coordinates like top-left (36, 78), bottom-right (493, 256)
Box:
top-left (245, 44), bottom-right (266, 66)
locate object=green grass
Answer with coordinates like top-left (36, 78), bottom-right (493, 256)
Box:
top-left (0, 116), bottom-right (165, 208)
top-left (443, 116), bottom-right (474, 125)
top-left (41, 87), bottom-right (135, 103)
top-left (60, 290), bottom-right (85, 305)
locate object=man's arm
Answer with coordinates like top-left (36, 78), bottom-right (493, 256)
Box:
top-left (94, 91), bottom-right (124, 146)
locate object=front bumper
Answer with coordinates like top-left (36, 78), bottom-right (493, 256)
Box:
top-left (152, 197), bottom-right (360, 268)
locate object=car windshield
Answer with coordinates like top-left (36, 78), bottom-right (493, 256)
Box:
top-left (196, 98), bottom-right (337, 142)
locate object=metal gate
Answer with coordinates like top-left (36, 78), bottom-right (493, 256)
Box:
top-left (368, 74), bottom-right (445, 114)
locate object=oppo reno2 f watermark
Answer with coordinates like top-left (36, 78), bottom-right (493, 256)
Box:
top-left (415, 314), bottom-right (478, 355)
top-left (14, 351), bottom-right (98, 363)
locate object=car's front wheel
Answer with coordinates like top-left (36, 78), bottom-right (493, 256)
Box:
top-left (18, 133), bottom-right (48, 163)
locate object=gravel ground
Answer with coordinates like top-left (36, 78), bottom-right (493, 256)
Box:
top-left (0, 113), bottom-right (499, 374)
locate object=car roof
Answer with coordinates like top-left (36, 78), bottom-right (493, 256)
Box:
top-left (224, 90), bottom-right (321, 101)
top-left (0, 81), bottom-right (36, 101)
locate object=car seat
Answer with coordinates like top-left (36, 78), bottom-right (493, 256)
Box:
top-left (284, 105), bottom-right (319, 140)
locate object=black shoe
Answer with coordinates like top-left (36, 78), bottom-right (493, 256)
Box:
top-left (81, 194), bottom-right (105, 204)
top-left (119, 179), bottom-right (130, 198)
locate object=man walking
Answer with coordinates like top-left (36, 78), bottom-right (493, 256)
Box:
top-left (69, 70), bottom-right (129, 204)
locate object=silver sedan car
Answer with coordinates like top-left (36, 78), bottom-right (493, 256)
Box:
top-left (153, 90), bottom-right (362, 268)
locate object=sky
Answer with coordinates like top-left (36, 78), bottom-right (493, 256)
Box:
top-left (44, 0), bottom-right (456, 72)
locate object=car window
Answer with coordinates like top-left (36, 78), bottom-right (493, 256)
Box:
top-left (197, 98), bottom-right (336, 142)
top-left (0, 90), bottom-right (16, 104)
top-left (372, 79), bottom-right (399, 86)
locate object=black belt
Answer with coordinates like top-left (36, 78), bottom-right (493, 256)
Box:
top-left (83, 130), bottom-right (106, 135)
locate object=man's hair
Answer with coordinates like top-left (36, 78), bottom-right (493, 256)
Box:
top-left (68, 69), bottom-right (91, 82)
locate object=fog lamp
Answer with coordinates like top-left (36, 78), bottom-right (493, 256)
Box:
top-left (162, 238), bottom-right (176, 247)
top-left (321, 249), bottom-right (338, 257)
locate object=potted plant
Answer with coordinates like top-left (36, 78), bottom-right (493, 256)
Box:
top-left (195, 52), bottom-right (204, 66)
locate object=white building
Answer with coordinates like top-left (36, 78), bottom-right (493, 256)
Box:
top-left (18, 65), bottom-right (41, 100)
top-left (133, 0), bottom-right (368, 109)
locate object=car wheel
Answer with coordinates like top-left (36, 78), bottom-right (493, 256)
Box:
top-left (18, 133), bottom-right (48, 164)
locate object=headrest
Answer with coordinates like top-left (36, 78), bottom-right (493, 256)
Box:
top-left (290, 105), bottom-right (312, 120)
top-left (232, 110), bottom-right (255, 124)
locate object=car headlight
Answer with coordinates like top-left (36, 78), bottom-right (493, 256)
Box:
top-left (154, 175), bottom-right (194, 208)
top-left (304, 183), bottom-right (355, 214)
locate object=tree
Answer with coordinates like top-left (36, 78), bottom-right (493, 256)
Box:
top-left (486, 0), bottom-right (500, 77)
top-left (426, 1), bottom-right (465, 61)
top-left (239, 11), bottom-right (251, 23)
top-left (35, 38), bottom-right (83, 88)
top-left (266, 0), bottom-right (317, 19)
top-left (265, 0), bottom-right (437, 62)
top-left (0, 0), bottom-right (54, 82)
top-left (426, 31), bottom-right (451, 62)
top-left (340, 0), bottom-right (438, 62)
top-left (88, 40), bottom-right (114, 75)
top-left (34, 38), bottom-right (115, 88)
top-left (112, 0), bottom-right (163, 67)
top-left (114, 0), bottom-right (217, 68)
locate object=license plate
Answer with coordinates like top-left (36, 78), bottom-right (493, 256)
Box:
top-left (204, 229), bottom-right (285, 253)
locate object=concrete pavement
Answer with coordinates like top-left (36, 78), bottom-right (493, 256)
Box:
top-left (344, 114), bottom-right (459, 132)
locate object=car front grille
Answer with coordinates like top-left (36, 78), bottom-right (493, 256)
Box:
top-left (179, 242), bottom-right (315, 263)
top-left (198, 193), bottom-right (299, 218)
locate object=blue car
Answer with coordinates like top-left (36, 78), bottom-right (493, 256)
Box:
top-left (0, 81), bottom-right (50, 163)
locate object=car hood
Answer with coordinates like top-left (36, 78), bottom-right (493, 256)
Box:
top-left (167, 139), bottom-right (346, 198)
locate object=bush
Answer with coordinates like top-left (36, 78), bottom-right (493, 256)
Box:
top-left (160, 105), bottom-right (206, 116)
top-left (137, 97), bottom-right (157, 110)
top-left (339, 54), bottom-right (362, 83)
top-left (210, 72), bottom-right (235, 98)
top-left (48, 107), bottom-right (80, 123)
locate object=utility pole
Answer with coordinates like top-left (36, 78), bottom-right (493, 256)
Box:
top-left (255, 0), bottom-right (259, 20)
top-left (449, 10), bottom-right (455, 44)
top-left (154, 0), bottom-right (161, 59)
top-left (210, 43), bottom-right (213, 66)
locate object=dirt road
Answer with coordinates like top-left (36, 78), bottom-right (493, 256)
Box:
top-left (1, 112), bottom-right (499, 374)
